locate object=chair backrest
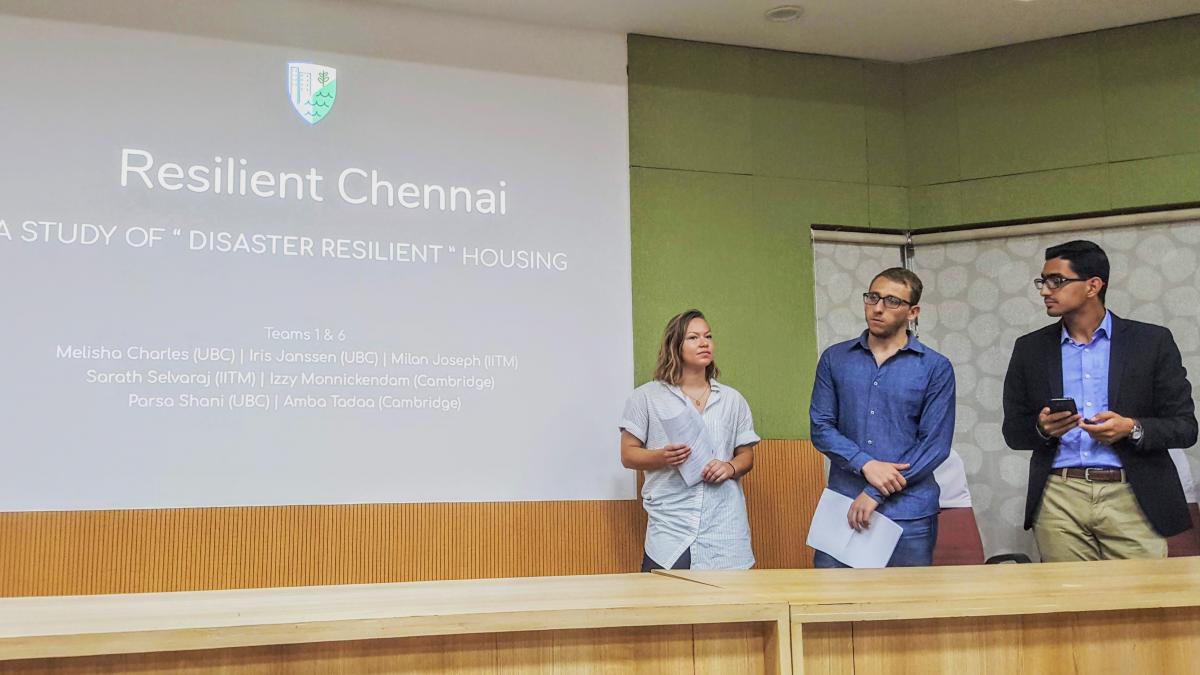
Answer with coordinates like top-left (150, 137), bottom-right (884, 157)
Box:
top-left (1169, 449), bottom-right (1197, 502)
top-left (1165, 450), bottom-right (1199, 557)
top-left (931, 450), bottom-right (984, 565)
top-left (932, 507), bottom-right (986, 566)
top-left (1167, 503), bottom-right (1200, 558)
top-left (934, 450), bottom-right (971, 509)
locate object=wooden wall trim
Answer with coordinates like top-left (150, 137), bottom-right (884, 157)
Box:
top-left (743, 440), bottom-right (825, 570)
top-left (0, 440), bottom-right (824, 596)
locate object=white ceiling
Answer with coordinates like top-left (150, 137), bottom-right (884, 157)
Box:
top-left (379, 0), bottom-right (1200, 63)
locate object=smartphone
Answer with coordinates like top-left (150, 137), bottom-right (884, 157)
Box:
top-left (1047, 397), bottom-right (1078, 415)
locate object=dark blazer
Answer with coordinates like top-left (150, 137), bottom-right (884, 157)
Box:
top-left (1002, 313), bottom-right (1197, 537)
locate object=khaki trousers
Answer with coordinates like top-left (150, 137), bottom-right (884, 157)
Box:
top-left (1034, 473), bottom-right (1167, 562)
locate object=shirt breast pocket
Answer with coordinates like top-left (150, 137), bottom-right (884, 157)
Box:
top-left (894, 384), bottom-right (926, 420)
top-left (708, 420), bottom-right (737, 461)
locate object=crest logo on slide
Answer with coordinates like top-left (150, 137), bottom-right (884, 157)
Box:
top-left (287, 62), bottom-right (337, 124)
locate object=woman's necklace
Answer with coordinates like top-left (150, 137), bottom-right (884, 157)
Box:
top-left (683, 383), bottom-right (711, 411)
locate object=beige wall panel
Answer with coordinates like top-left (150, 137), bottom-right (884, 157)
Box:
top-left (496, 631), bottom-right (553, 675)
top-left (852, 615), bottom-right (1019, 673)
top-left (743, 440), bottom-right (825, 570)
top-left (693, 622), bottom-right (766, 675)
top-left (0, 440), bottom-right (823, 596)
top-left (551, 625), bottom-right (694, 675)
top-left (797, 622), bottom-right (853, 675)
top-left (1019, 608), bottom-right (1200, 674)
top-left (848, 608), bottom-right (1200, 674)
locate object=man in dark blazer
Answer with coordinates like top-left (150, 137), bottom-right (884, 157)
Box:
top-left (1003, 240), bottom-right (1196, 561)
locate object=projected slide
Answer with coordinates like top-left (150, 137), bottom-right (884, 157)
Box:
top-left (0, 16), bottom-right (633, 509)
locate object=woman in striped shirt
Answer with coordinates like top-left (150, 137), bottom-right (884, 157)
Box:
top-left (619, 309), bottom-right (761, 571)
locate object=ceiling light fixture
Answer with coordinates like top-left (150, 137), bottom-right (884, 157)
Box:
top-left (764, 5), bottom-right (805, 23)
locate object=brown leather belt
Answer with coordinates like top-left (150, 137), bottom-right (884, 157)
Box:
top-left (1056, 467), bottom-right (1126, 483)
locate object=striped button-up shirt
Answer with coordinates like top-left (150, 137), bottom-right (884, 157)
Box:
top-left (620, 380), bottom-right (760, 569)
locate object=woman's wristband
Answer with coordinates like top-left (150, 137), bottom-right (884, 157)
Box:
top-left (725, 460), bottom-right (737, 477)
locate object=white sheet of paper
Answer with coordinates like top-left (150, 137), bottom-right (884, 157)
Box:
top-left (660, 399), bottom-right (717, 486)
top-left (806, 488), bottom-right (904, 568)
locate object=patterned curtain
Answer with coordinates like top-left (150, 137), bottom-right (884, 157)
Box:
top-left (814, 222), bottom-right (1200, 560)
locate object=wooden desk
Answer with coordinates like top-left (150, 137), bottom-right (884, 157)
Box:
top-left (658, 557), bottom-right (1200, 674)
top-left (12, 559), bottom-right (1200, 674)
top-left (0, 573), bottom-right (791, 674)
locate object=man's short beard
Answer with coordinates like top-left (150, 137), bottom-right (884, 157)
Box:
top-left (869, 321), bottom-right (904, 338)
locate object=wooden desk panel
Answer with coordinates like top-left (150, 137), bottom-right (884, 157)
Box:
top-left (17, 548), bottom-right (1200, 673)
top-left (658, 558), bottom-right (1200, 674)
top-left (0, 626), bottom-right (731, 674)
top-left (657, 557), bottom-right (1200, 621)
top-left (0, 573), bottom-right (791, 674)
top-left (847, 608), bottom-right (1200, 674)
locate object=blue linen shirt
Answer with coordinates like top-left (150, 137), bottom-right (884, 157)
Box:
top-left (1053, 311), bottom-right (1122, 469)
top-left (810, 332), bottom-right (956, 521)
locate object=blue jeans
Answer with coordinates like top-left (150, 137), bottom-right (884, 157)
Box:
top-left (813, 514), bottom-right (938, 568)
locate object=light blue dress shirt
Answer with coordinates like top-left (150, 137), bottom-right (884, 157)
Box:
top-left (1053, 311), bottom-right (1122, 469)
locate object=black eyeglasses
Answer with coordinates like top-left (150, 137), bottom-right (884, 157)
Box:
top-left (1033, 275), bottom-right (1087, 291)
top-left (863, 292), bottom-right (912, 309)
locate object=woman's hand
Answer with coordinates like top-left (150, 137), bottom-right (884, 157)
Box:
top-left (700, 458), bottom-right (735, 483)
top-left (620, 433), bottom-right (692, 472)
top-left (660, 443), bottom-right (691, 468)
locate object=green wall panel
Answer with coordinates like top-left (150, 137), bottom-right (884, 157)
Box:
top-left (628, 37), bottom-right (888, 439)
top-left (747, 177), bottom-right (826, 438)
top-left (864, 61), bottom-right (909, 187)
top-left (629, 168), bottom-right (751, 387)
top-left (957, 164), bottom-right (1110, 223)
top-left (869, 184), bottom-right (909, 230)
top-left (904, 17), bottom-right (1200, 220)
top-left (1100, 16), bottom-right (1200, 161)
top-left (782, 178), bottom-right (870, 227)
top-left (628, 35), bottom-right (753, 173)
top-left (1109, 153), bottom-right (1200, 208)
top-left (749, 49), bottom-right (868, 183)
top-left (629, 168), bottom-right (819, 438)
top-left (955, 33), bottom-right (1107, 180)
top-left (627, 17), bottom-right (1200, 439)
top-left (908, 183), bottom-right (963, 229)
top-left (905, 58), bottom-right (962, 186)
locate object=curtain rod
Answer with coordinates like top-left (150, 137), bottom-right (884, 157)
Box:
top-left (810, 208), bottom-right (1200, 247)
top-left (910, 207), bottom-right (1200, 245)
top-left (810, 230), bottom-right (907, 246)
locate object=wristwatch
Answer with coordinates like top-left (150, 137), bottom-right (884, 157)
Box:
top-left (1130, 420), bottom-right (1144, 444)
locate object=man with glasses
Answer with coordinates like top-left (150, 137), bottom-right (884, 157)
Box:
top-left (1002, 240), bottom-right (1196, 561)
top-left (810, 267), bottom-right (956, 567)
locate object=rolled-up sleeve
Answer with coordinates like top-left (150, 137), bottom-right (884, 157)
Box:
top-left (619, 391), bottom-right (649, 443)
top-left (733, 393), bottom-right (761, 448)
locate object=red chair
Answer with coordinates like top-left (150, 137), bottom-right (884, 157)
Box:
top-left (1166, 503), bottom-right (1200, 557)
top-left (932, 507), bottom-right (986, 566)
